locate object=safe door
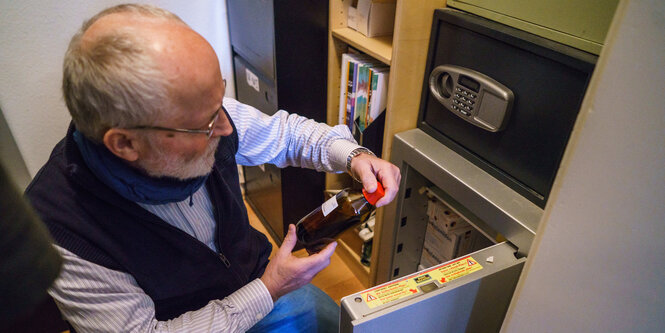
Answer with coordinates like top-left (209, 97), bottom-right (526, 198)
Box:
top-left (340, 129), bottom-right (543, 332)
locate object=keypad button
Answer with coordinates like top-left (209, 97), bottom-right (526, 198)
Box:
top-left (460, 110), bottom-right (470, 116)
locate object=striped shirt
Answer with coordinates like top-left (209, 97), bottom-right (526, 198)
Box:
top-left (49, 98), bottom-right (361, 332)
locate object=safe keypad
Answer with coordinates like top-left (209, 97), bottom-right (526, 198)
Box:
top-left (452, 87), bottom-right (477, 116)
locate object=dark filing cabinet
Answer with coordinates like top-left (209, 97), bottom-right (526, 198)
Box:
top-left (227, 0), bottom-right (328, 243)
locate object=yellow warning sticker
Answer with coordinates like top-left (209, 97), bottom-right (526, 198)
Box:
top-left (430, 256), bottom-right (483, 284)
top-left (363, 279), bottom-right (418, 306)
top-left (361, 256), bottom-right (483, 308)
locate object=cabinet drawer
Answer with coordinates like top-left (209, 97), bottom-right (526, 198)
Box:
top-left (233, 55), bottom-right (278, 116)
top-left (227, 0), bottom-right (276, 81)
top-left (447, 0), bottom-right (619, 54)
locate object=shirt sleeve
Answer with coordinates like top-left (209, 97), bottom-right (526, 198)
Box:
top-left (49, 245), bottom-right (273, 333)
top-left (223, 97), bottom-right (361, 173)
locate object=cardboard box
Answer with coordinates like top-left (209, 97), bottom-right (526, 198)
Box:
top-left (427, 198), bottom-right (470, 233)
top-left (423, 221), bottom-right (482, 261)
top-left (451, 227), bottom-right (477, 258)
top-left (424, 222), bottom-right (456, 261)
top-left (349, 0), bottom-right (396, 37)
top-left (419, 247), bottom-right (441, 269)
top-left (347, 1), bottom-right (359, 31)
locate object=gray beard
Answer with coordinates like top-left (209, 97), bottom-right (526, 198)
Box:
top-left (138, 137), bottom-right (220, 180)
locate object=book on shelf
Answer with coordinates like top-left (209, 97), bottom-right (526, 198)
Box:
top-left (349, 60), bottom-right (359, 134)
top-left (367, 66), bottom-right (389, 130)
top-left (355, 63), bottom-right (370, 132)
top-left (338, 53), bottom-right (365, 132)
top-left (338, 53), bottom-right (389, 135)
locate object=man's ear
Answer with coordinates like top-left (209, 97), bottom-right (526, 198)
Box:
top-left (102, 128), bottom-right (141, 162)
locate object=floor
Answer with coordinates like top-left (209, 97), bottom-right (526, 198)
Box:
top-left (244, 200), bottom-right (366, 305)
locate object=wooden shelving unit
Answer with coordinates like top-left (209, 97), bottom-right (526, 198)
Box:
top-left (326, 0), bottom-right (447, 287)
top-left (331, 27), bottom-right (392, 65)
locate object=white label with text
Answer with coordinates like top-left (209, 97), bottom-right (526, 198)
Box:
top-left (321, 196), bottom-right (339, 217)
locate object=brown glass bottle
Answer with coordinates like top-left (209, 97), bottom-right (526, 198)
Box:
top-left (296, 183), bottom-right (385, 254)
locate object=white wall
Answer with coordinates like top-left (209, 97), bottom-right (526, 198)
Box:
top-left (502, 0), bottom-right (665, 331)
top-left (0, 0), bottom-right (234, 177)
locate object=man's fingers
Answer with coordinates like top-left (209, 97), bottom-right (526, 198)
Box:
top-left (302, 240), bottom-right (336, 264)
top-left (375, 189), bottom-right (396, 207)
top-left (307, 241), bottom-right (336, 271)
top-left (358, 163), bottom-right (377, 193)
top-left (374, 164), bottom-right (401, 207)
top-left (316, 241), bottom-right (337, 260)
top-left (277, 224), bottom-right (298, 255)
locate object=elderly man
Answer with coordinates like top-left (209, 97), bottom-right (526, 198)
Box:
top-left (25, 3), bottom-right (400, 333)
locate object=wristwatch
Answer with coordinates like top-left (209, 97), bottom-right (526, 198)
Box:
top-left (346, 147), bottom-right (375, 182)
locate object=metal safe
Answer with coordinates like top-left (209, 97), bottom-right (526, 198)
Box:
top-left (340, 129), bottom-right (540, 332)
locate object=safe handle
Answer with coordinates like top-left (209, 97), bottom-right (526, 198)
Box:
top-left (429, 65), bottom-right (514, 132)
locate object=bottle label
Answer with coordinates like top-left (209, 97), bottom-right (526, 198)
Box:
top-left (321, 195), bottom-right (339, 217)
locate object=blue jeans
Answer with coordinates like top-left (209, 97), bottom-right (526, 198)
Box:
top-left (247, 284), bottom-right (339, 333)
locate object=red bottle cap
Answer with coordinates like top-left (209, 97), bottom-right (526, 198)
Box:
top-left (362, 182), bottom-right (385, 206)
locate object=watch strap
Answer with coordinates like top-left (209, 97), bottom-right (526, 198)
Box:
top-left (346, 147), bottom-right (375, 182)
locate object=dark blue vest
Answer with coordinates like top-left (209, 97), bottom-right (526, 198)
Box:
top-left (25, 124), bottom-right (272, 321)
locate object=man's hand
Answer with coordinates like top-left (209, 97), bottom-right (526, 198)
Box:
top-left (260, 224), bottom-right (336, 302)
top-left (350, 153), bottom-right (401, 207)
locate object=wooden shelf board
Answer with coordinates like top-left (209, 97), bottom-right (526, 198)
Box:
top-left (332, 27), bottom-right (392, 65)
top-left (336, 238), bottom-right (370, 287)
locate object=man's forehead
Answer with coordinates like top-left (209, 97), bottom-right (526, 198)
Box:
top-left (81, 12), bottom-right (185, 49)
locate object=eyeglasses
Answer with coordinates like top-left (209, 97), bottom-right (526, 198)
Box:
top-left (128, 106), bottom-right (223, 139)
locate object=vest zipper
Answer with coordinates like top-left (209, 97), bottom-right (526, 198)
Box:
top-left (218, 252), bottom-right (231, 268)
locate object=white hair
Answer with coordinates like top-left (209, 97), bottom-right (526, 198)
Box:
top-left (62, 4), bottom-right (187, 142)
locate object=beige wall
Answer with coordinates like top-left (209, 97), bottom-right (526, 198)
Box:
top-left (502, 0), bottom-right (665, 331)
top-left (0, 0), bottom-right (234, 177)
